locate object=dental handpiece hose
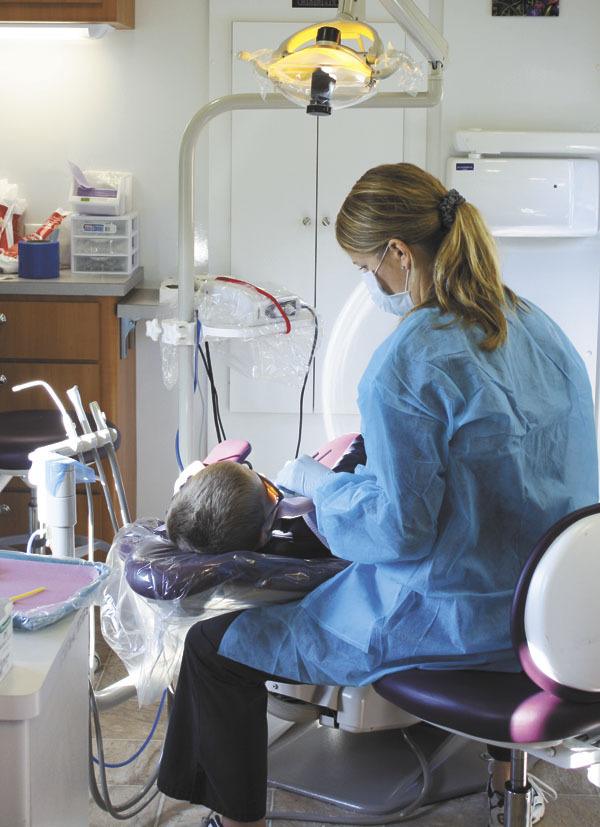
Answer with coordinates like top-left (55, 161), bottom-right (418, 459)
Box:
top-left (89, 400), bottom-right (131, 526)
top-left (66, 387), bottom-right (120, 534)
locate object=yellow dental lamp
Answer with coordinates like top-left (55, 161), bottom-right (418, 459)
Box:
top-left (239, 0), bottom-right (448, 116)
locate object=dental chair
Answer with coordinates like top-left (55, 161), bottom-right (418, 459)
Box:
top-left (102, 436), bottom-right (491, 816)
top-left (101, 437), bottom-right (600, 825)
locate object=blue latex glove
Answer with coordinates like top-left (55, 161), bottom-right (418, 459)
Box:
top-left (275, 454), bottom-right (332, 499)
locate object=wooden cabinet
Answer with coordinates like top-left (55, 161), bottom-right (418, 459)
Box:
top-left (0, 294), bottom-right (136, 544)
top-left (0, 0), bottom-right (134, 28)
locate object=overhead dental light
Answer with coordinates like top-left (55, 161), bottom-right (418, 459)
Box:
top-left (239, 0), bottom-right (448, 116)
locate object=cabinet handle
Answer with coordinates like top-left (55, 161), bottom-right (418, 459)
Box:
top-left (302, 217), bottom-right (312, 227)
top-left (0, 375), bottom-right (7, 385)
top-left (321, 217), bottom-right (331, 227)
top-left (0, 313), bottom-right (6, 324)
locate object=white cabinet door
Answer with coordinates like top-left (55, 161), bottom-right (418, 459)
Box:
top-left (228, 18), bottom-right (429, 420)
top-left (314, 21), bottom-right (428, 417)
top-left (229, 22), bottom-right (318, 414)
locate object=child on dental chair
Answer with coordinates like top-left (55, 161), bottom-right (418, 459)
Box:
top-left (166, 436), bottom-right (365, 559)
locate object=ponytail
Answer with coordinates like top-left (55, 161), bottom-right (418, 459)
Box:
top-left (336, 163), bottom-right (522, 350)
top-left (430, 200), bottom-right (521, 350)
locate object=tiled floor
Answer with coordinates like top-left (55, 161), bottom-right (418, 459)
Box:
top-left (90, 624), bottom-right (600, 827)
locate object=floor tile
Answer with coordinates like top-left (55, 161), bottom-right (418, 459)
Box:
top-left (530, 759), bottom-right (600, 797)
top-left (271, 788), bottom-right (362, 820)
top-left (91, 738), bottom-right (163, 786)
top-left (94, 652), bottom-right (169, 740)
top-left (156, 793), bottom-right (210, 825)
top-left (94, 692), bottom-right (169, 741)
top-left (269, 784), bottom-right (600, 826)
top-left (88, 779), bottom-right (600, 826)
top-left (89, 785), bottom-right (162, 826)
top-left (534, 794), bottom-right (600, 827)
top-left (98, 649), bottom-right (129, 687)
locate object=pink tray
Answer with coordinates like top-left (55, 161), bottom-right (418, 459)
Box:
top-left (0, 556), bottom-right (99, 610)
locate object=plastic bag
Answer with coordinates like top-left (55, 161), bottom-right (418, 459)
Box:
top-left (197, 277), bottom-right (319, 386)
top-left (212, 310), bottom-right (318, 387)
top-left (0, 179), bottom-right (27, 251)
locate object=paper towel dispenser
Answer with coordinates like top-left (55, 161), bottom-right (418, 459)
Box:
top-left (446, 157), bottom-right (599, 237)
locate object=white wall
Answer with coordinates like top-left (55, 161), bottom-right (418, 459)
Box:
top-left (440, 1), bottom-right (600, 405)
top-left (0, 0), bottom-right (210, 518)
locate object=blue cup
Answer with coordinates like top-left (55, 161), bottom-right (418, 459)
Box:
top-left (18, 240), bottom-right (60, 280)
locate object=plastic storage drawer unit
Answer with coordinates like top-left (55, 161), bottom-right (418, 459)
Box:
top-left (71, 213), bottom-right (139, 275)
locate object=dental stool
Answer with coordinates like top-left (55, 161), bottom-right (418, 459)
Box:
top-left (0, 409), bottom-right (120, 553)
top-left (375, 503), bottom-right (600, 827)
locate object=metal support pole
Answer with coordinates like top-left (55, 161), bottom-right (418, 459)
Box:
top-left (505, 750), bottom-right (532, 827)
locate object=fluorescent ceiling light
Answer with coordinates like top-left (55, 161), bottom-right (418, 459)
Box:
top-left (0, 24), bottom-right (108, 40)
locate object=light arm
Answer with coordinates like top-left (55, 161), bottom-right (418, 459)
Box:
top-left (379, 0), bottom-right (448, 64)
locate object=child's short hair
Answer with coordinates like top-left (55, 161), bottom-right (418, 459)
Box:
top-left (166, 462), bottom-right (267, 554)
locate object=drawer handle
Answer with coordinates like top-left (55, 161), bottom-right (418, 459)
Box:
top-left (0, 313), bottom-right (6, 324)
top-left (0, 375), bottom-right (7, 385)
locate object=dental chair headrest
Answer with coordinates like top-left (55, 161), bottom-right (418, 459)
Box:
top-left (117, 519), bottom-right (348, 611)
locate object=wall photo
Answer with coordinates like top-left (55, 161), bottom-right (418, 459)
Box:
top-left (492, 0), bottom-right (559, 15)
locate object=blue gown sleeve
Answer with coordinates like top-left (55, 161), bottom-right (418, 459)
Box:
top-left (313, 356), bottom-right (462, 565)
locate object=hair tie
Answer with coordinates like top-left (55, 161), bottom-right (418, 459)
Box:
top-left (439, 189), bottom-right (466, 229)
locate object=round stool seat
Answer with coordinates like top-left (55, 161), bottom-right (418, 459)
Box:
top-left (0, 409), bottom-right (120, 472)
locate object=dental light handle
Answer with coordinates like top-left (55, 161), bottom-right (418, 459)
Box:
top-left (66, 386), bottom-right (120, 535)
top-left (89, 401), bottom-right (131, 526)
top-left (12, 380), bottom-right (79, 446)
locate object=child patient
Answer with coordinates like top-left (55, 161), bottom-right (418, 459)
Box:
top-left (166, 436), bottom-right (366, 558)
top-left (166, 462), bottom-right (282, 555)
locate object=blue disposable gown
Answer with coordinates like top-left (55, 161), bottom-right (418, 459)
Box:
top-left (219, 301), bottom-right (598, 685)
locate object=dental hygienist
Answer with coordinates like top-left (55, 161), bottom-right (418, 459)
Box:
top-left (158, 163), bottom-right (598, 827)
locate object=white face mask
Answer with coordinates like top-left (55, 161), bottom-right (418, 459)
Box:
top-left (361, 244), bottom-right (414, 317)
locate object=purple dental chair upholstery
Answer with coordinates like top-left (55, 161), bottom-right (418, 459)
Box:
top-left (0, 409), bottom-right (120, 550)
top-left (375, 504), bottom-right (600, 827)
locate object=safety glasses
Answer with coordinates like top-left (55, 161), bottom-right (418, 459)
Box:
top-left (257, 472), bottom-right (284, 509)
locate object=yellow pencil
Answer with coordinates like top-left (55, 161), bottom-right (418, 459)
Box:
top-left (9, 586), bottom-right (47, 603)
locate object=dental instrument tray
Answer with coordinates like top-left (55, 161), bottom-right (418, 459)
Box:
top-left (0, 551), bottom-right (110, 631)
